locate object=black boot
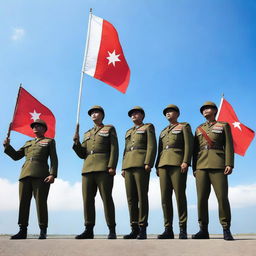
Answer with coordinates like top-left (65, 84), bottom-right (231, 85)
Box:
top-left (223, 229), bottom-right (234, 241)
top-left (123, 225), bottom-right (139, 239)
top-left (10, 226), bottom-right (27, 240)
top-left (192, 226), bottom-right (209, 239)
top-left (75, 225), bottom-right (94, 239)
top-left (157, 227), bottom-right (174, 239)
top-left (108, 226), bottom-right (117, 239)
top-left (179, 227), bottom-right (187, 239)
top-left (38, 226), bottom-right (47, 239)
top-left (137, 226), bottom-right (147, 240)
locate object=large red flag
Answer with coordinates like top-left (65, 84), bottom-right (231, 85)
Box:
top-left (217, 98), bottom-right (255, 156)
top-left (83, 14), bottom-right (130, 93)
top-left (11, 87), bottom-right (56, 138)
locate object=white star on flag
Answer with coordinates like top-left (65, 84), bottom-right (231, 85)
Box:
top-left (29, 110), bottom-right (41, 121)
top-left (232, 121), bottom-right (242, 131)
top-left (106, 50), bottom-right (121, 66)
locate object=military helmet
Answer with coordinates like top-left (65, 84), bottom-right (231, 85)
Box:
top-left (88, 105), bottom-right (105, 119)
top-left (200, 101), bottom-right (218, 114)
top-left (30, 119), bottom-right (48, 131)
top-left (128, 106), bottom-right (145, 118)
top-left (163, 104), bottom-right (180, 116)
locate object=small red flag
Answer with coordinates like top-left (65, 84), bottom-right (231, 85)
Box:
top-left (83, 14), bottom-right (130, 93)
top-left (217, 98), bottom-right (255, 156)
top-left (11, 87), bottom-right (56, 138)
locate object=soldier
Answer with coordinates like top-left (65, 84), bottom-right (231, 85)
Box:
top-left (122, 106), bottom-right (157, 240)
top-left (192, 101), bottom-right (234, 240)
top-left (3, 119), bottom-right (58, 239)
top-left (155, 104), bottom-right (193, 239)
top-left (73, 105), bottom-right (118, 239)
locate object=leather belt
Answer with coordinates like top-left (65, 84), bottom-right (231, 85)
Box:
top-left (200, 145), bottom-right (223, 150)
top-left (27, 157), bottom-right (43, 162)
top-left (164, 145), bottom-right (182, 150)
top-left (126, 146), bottom-right (146, 152)
top-left (89, 150), bottom-right (108, 155)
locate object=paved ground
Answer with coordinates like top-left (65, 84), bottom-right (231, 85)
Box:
top-left (0, 235), bottom-right (255, 256)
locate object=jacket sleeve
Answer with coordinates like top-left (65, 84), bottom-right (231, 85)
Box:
top-left (182, 124), bottom-right (194, 165)
top-left (49, 139), bottom-right (58, 178)
top-left (4, 144), bottom-right (25, 160)
top-left (144, 124), bottom-right (157, 167)
top-left (155, 135), bottom-right (163, 168)
top-left (224, 123), bottom-right (234, 167)
top-left (72, 139), bottom-right (87, 159)
top-left (108, 127), bottom-right (119, 169)
top-left (192, 131), bottom-right (199, 172)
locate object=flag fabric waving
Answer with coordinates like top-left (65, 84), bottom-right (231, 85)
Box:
top-left (11, 87), bottom-right (56, 138)
top-left (83, 14), bottom-right (130, 93)
top-left (217, 98), bottom-right (255, 156)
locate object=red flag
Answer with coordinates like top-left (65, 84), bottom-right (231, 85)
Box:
top-left (11, 87), bottom-right (56, 138)
top-left (217, 98), bottom-right (255, 156)
top-left (83, 14), bottom-right (130, 93)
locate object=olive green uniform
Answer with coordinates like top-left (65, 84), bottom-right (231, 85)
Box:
top-left (73, 124), bottom-right (118, 228)
top-left (4, 137), bottom-right (58, 228)
top-left (193, 121), bottom-right (234, 229)
top-left (155, 123), bottom-right (193, 229)
top-left (122, 123), bottom-right (157, 227)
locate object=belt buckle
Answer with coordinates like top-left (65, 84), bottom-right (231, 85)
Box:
top-left (130, 147), bottom-right (134, 151)
top-left (166, 145), bottom-right (169, 149)
top-left (30, 157), bottom-right (33, 161)
top-left (204, 145), bottom-right (209, 150)
top-left (90, 150), bottom-right (94, 154)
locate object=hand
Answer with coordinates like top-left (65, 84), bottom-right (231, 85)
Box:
top-left (180, 162), bottom-right (188, 173)
top-left (224, 166), bottom-right (233, 175)
top-left (121, 170), bottom-right (125, 178)
top-left (145, 164), bottom-right (151, 172)
top-left (108, 168), bottom-right (116, 176)
top-left (73, 124), bottom-right (80, 144)
top-left (156, 169), bottom-right (159, 177)
top-left (44, 175), bottom-right (55, 183)
top-left (3, 138), bottom-right (10, 148)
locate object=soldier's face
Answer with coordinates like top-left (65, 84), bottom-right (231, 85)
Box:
top-left (32, 124), bottom-right (46, 137)
top-left (165, 109), bottom-right (179, 121)
top-left (202, 107), bottom-right (217, 118)
top-left (131, 111), bottom-right (144, 123)
top-left (91, 110), bottom-right (103, 122)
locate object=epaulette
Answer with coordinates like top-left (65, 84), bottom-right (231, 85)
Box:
top-left (104, 124), bottom-right (113, 127)
top-left (217, 121), bottom-right (228, 125)
top-left (179, 122), bottom-right (188, 126)
top-left (84, 129), bottom-right (91, 135)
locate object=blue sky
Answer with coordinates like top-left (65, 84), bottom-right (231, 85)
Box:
top-left (0, 0), bottom-right (256, 235)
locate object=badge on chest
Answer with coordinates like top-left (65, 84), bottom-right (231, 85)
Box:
top-left (98, 130), bottom-right (109, 137)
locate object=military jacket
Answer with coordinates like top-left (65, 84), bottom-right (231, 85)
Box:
top-left (4, 137), bottom-right (58, 180)
top-left (192, 121), bottom-right (234, 171)
top-left (122, 123), bottom-right (157, 170)
top-left (155, 122), bottom-right (193, 168)
top-left (73, 125), bottom-right (119, 173)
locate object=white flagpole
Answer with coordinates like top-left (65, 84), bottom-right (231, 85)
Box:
top-left (216, 93), bottom-right (224, 120)
top-left (76, 8), bottom-right (93, 125)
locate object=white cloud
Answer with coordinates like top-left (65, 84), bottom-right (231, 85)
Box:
top-left (11, 28), bottom-right (25, 41)
top-left (1, 177), bottom-right (256, 212)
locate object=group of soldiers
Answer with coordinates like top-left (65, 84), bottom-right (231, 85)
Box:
top-left (3, 101), bottom-right (235, 241)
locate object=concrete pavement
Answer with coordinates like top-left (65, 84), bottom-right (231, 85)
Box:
top-left (0, 235), bottom-right (255, 256)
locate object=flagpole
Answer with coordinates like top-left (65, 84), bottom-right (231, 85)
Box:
top-left (216, 93), bottom-right (224, 120)
top-left (76, 8), bottom-right (93, 126)
top-left (6, 83), bottom-right (22, 139)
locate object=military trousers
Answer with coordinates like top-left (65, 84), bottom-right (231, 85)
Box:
top-left (158, 166), bottom-right (187, 229)
top-left (195, 169), bottom-right (231, 229)
top-left (82, 171), bottom-right (116, 227)
top-left (18, 177), bottom-right (50, 228)
top-left (124, 167), bottom-right (150, 227)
